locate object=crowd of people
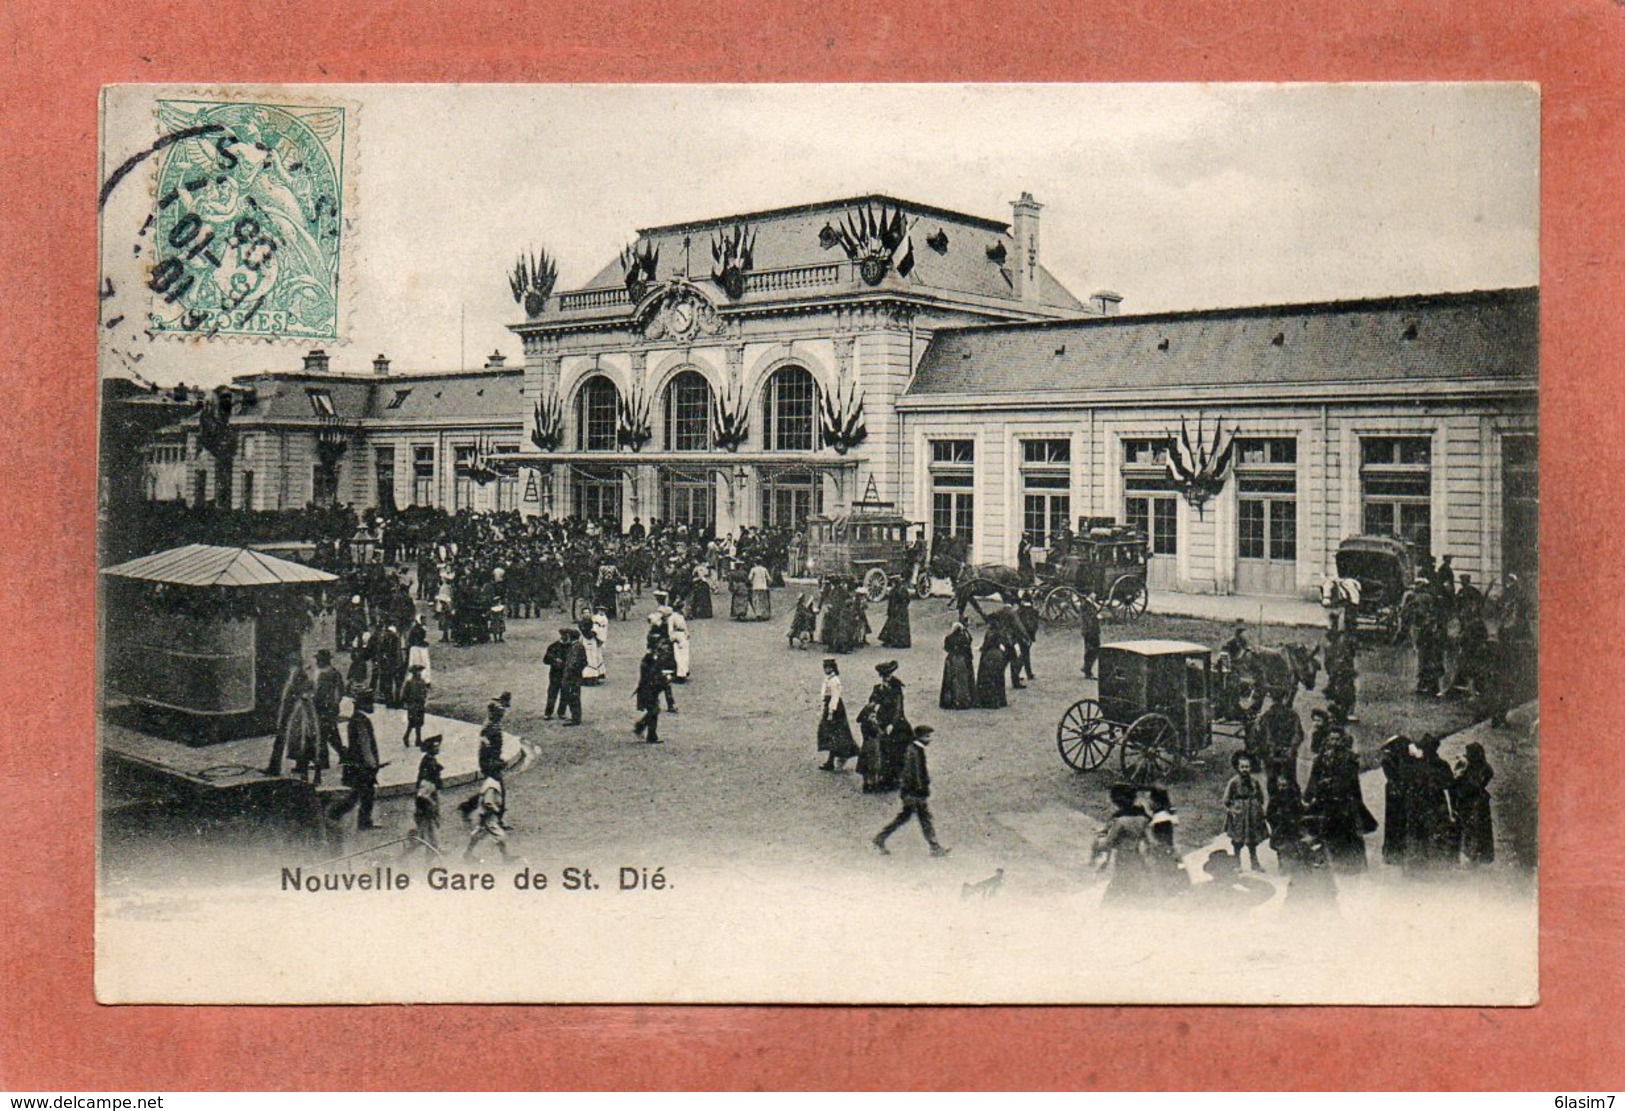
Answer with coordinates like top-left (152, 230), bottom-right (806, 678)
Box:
top-left (247, 506), bottom-right (1527, 899)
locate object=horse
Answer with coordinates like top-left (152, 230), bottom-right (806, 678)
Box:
top-left (951, 564), bottom-right (1026, 623)
top-left (1231, 642), bottom-right (1321, 714)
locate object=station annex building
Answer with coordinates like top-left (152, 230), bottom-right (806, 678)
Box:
top-left (141, 191), bottom-right (1537, 601)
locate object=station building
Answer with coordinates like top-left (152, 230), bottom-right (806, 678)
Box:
top-left (138, 189), bottom-right (1538, 600)
top-left (897, 287), bottom-right (1538, 597)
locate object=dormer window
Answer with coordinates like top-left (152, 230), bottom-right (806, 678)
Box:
top-left (307, 389), bottom-right (335, 417)
top-left (386, 389), bottom-right (412, 410)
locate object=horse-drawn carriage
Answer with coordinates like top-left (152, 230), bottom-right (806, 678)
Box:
top-left (1055, 641), bottom-right (1249, 783)
top-left (1053, 635), bottom-right (1326, 783)
top-left (803, 507), bottom-right (930, 602)
top-left (949, 520), bottom-right (1151, 626)
top-left (1330, 534), bottom-right (1420, 642)
top-left (1034, 521), bottom-right (1151, 624)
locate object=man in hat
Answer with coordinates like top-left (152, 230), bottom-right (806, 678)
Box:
top-left (329, 693), bottom-right (382, 831)
top-left (873, 724), bottom-right (949, 857)
top-left (464, 765), bottom-right (511, 864)
top-left (542, 627), bottom-right (571, 719)
top-left (559, 627), bottom-right (587, 726)
top-left (1221, 622), bottom-right (1251, 663)
top-left (633, 642), bottom-right (672, 744)
top-left (309, 648), bottom-right (346, 786)
top-left (401, 662), bottom-right (429, 748)
top-left (1079, 591), bottom-right (1103, 680)
top-left (1015, 591), bottom-right (1040, 681)
top-left (459, 700), bottom-right (510, 824)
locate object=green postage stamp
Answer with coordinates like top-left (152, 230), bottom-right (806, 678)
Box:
top-left (148, 99), bottom-right (347, 341)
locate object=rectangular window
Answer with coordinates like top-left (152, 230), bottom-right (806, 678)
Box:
top-left (493, 445), bottom-right (519, 511)
top-left (412, 445), bottom-right (434, 506)
top-left (1122, 436), bottom-right (1177, 559)
top-left (312, 463), bottom-right (338, 507)
top-left (1360, 434), bottom-right (1432, 553)
top-left (239, 470), bottom-right (254, 511)
top-left (929, 439), bottom-right (976, 545)
top-left (1502, 433), bottom-right (1538, 579)
top-left (374, 446), bottom-right (396, 512)
top-left (1122, 438), bottom-right (1169, 466)
top-left (453, 446), bottom-right (476, 510)
top-left (1022, 438), bottom-right (1070, 465)
top-left (1235, 436), bottom-right (1298, 565)
top-left (1020, 438), bottom-right (1071, 546)
top-left (307, 389), bottom-right (335, 417)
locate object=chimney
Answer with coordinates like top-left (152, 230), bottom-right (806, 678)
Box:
top-left (372, 353), bottom-right (391, 376)
top-left (1090, 290), bottom-right (1123, 316)
top-left (485, 350), bottom-right (507, 369)
top-left (302, 348), bottom-right (330, 373)
top-left (1010, 192), bottom-right (1043, 304)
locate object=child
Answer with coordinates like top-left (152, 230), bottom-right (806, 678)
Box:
top-left (1223, 751), bottom-right (1268, 872)
top-left (1146, 785), bottom-right (1188, 893)
top-left (464, 767), bottom-right (510, 863)
top-left (405, 734), bottom-right (443, 858)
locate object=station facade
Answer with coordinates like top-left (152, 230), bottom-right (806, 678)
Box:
top-left (507, 192), bottom-right (1105, 533)
top-left (896, 287), bottom-right (1538, 597)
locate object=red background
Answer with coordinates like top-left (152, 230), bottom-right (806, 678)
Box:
top-left (2, 0), bottom-right (1621, 1090)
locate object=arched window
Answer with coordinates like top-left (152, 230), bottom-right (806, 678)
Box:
top-left (664, 370), bottom-right (714, 451)
top-left (575, 375), bottom-right (620, 451)
top-left (762, 366), bottom-right (819, 451)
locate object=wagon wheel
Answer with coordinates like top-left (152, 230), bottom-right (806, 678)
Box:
top-left (1056, 698), bottom-right (1117, 771)
top-left (1108, 575), bottom-right (1149, 620)
top-left (1118, 712), bottom-right (1180, 783)
top-left (1041, 584), bottom-right (1082, 626)
top-left (862, 567), bottom-right (890, 602)
top-left (913, 569), bottom-right (934, 600)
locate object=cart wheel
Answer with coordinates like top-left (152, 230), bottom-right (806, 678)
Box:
top-left (1057, 699), bottom-right (1116, 771)
top-left (1119, 712), bottom-right (1180, 783)
top-left (1110, 575), bottom-right (1149, 619)
top-left (913, 570), bottom-right (933, 600)
top-left (1041, 585), bottom-right (1082, 625)
top-left (863, 567), bottom-right (889, 602)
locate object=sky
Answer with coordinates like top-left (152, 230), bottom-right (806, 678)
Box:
top-left (98, 83), bottom-right (1538, 387)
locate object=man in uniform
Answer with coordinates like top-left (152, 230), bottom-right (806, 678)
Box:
top-left (542, 627), bottom-right (571, 719)
top-left (329, 692), bottom-right (382, 831)
top-left (872, 724), bottom-right (949, 857)
top-left (400, 662), bottom-right (429, 748)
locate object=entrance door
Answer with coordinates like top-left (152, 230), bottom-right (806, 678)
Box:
top-left (1125, 493), bottom-right (1178, 590)
top-left (1235, 500), bottom-right (1298, 595)
top-left (662, 471), bottom-right (716, 535)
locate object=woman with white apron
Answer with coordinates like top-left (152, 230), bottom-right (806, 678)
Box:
top-left (668, 606), bottom-right (691, 682)
top-left (580, 618), bottom-right (607, 684)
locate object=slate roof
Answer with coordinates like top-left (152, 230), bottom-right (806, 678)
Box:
top-left (217, 368), bottom-right (525, 424)
top-left (906, 287), bottom-right (1537, 398)
top-left (102, 544), bottom-right (338, 587)
top-left (572, 193), bottom-right (1085, 314)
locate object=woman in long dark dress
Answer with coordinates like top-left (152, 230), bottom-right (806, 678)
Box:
top-left (1404, 733), bottom-right (1457, 874)
top-left (687, 567), bottom-right (713, 619)
top-left (878, 578), bottom-right (912, 648)
top-left (1304, 728), bottom-right (1372, 874)
top-left (939, 622), bottom-right (975, 710)
top-left (728, 569), bottom-right (752, 621)
top-left (817, 658), bottom-right (859, 771)
top-left (1451, 740), bottom-right (1495, 865)
top-left (1379, 733), bottom-right (1414, 865)
top-left (974, 629), bottom-right (1008, 709)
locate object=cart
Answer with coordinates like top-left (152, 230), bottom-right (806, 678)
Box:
top-left (1333, 534), bottom-right (1420, 642)
top-left (1035, 523), bottom-right (1151, 625)
top-left (1055, 640), bottom-right (1248, 782)
top-left (803, 508), bottom-right (930, 602)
